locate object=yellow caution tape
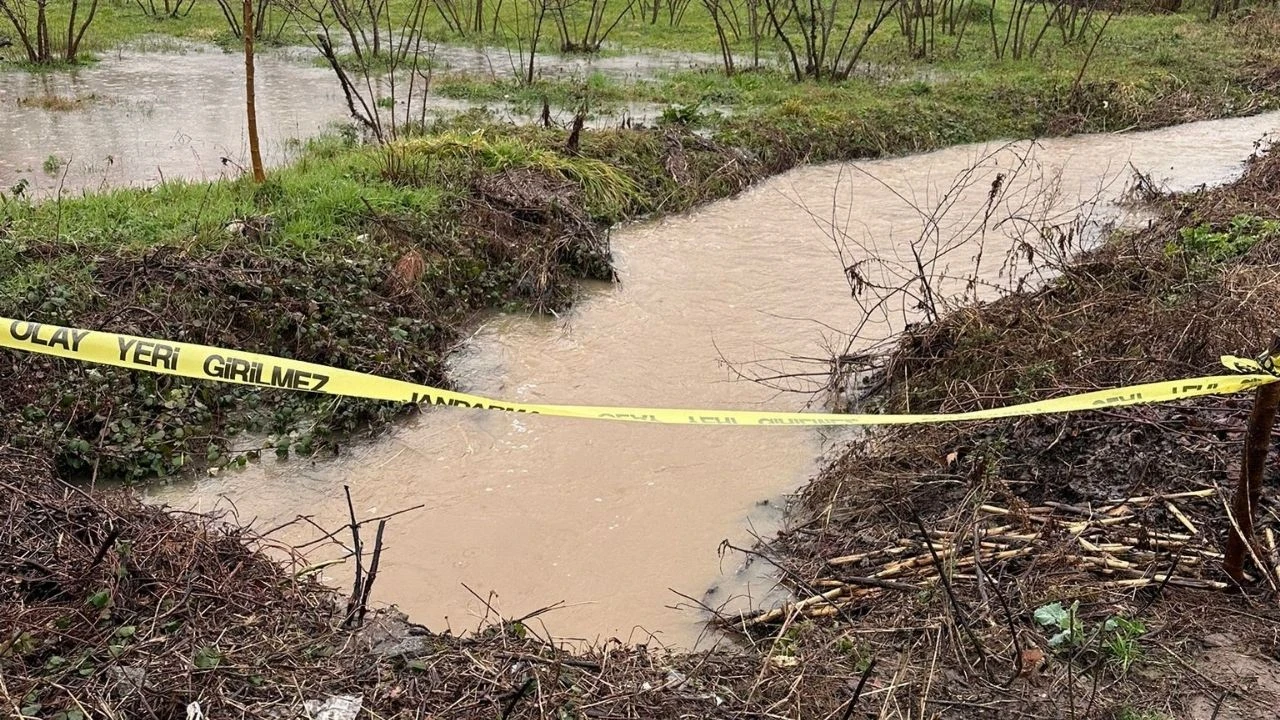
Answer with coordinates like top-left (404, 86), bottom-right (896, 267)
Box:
top-left (1, 316), bottom-right (1276, 426)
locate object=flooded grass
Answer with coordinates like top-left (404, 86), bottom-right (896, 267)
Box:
top-left (16, 93), bottom-right (103, 111)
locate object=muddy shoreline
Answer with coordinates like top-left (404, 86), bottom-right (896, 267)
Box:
top-left (7, 138), bottom-right (1280, 719)
top-left (5, 13), bottom-right (1280, 715)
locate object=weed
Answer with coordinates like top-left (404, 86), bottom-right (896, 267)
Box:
top-left (1172, 214), bottom-right (1280, 263)
top-left (1034, 600), bottom-right (1084, 648)
top-left (658, 102), bottom-right (710, 127)
top-left (42, 155), bottom-right (63, 175)
top-left (1104, 616), bottom-right (1146, 674)
top-left (17, 94), bottom-right (99, 111)
top-left (1034, 601), bottom-right (1147, 674)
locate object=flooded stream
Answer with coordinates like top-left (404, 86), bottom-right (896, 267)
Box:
top-left (144, 112), bottom-right (1279, 648)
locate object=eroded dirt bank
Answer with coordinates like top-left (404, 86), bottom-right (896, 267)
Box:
top-left (743, 142), bottom-right (1280, 719)
top-left (7, 138), bottom-right (1280, 719)
top-left (150, 111), bottom-right (1280, 648)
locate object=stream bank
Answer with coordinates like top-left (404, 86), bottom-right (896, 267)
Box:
top-left (6, 123), bottom-right (1280, 720)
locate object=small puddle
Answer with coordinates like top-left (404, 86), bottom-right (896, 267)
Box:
top-left (148, 112), bottom-right (1279, 648)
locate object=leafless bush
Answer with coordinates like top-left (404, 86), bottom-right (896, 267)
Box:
top-left (727, 143), bottom-right (1120, 408)
top-left (0, 0), bottom-right (99, 63)
top-left (298, 0), bottom-right (435, 141)
top-left (702, 0), bottom-right (737, 74)
top-left (763, 0), bottom-right (900, 81)
top-left (550, 0), bottom-right (638, 52)
top-left (500, 0), bottom-right (552, 83)
top-left (988, 0), bottom-right (1099, 60)
top-left (432, 0), bottom-right (504, 35)
top-left (135, 0), bottom-right (195, 18)
top-left (640, 0), bottom-right (693, 23)
top-left (702, 0), bottom-right (765, 74)
top-left (890, 0), bottom-right (1110, 62)
top-left (292, 0), bottom-right (394, 59)
top-left (215, 0), bottom-right (294, 41)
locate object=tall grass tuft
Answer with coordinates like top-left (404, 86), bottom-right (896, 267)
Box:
top-left (399, 132), bottom-right (640, 218)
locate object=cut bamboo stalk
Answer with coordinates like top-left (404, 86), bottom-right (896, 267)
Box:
top-left (1102, 489), bottom-right (1215, 505)
top-left (748, 585), bottom-right (850, 625)
top-left (1101, 575), bottom-right (1229, 590)
top-left (1166, 501), bottom-right (1199, 535)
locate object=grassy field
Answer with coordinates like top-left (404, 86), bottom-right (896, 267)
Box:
top-left (7, 0), bottom-right (1278, 91)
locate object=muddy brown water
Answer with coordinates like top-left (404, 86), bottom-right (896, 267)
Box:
top-left (142, 112), bottom-right (1280, 649)
top-left (0, 43), bottom-right (701, 197)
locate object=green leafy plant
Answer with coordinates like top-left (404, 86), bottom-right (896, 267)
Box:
top-left (1171, 214), bottom-right (1280, 263)
top-left (1034, 602), bottom-right (1147, 673)
top-left (658, 103), bottom-right (708, 127)
top-left (1103, 616), bottom-right (1146, 673)
top-left (194, 645), bottom-right (223, 670)
top-left (42, 155), bottom-right (63, 175)
top-left (1033, 600), bottom-right (1083, 648)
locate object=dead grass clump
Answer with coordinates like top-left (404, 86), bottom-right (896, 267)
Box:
top-left (0, 446), bottom-right (867, 718)
top-left (463, 167), bottom-right (613, 309)
top-left (0, 446), bottom-right (347, 718)
top-left (17, 94), bottom-right (101, 112)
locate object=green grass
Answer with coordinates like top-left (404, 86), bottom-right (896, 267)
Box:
top-left (6, 0), bottom-right (1279, 172)
top-left (0, 118), bottom-right (766, 479)
top-left (4, 135), bottom-right (445, 255)
top-left (4, 0), bottom-right (1273, 86)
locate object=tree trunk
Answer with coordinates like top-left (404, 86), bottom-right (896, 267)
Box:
top-left (36, 0), bottom-right (49, 62)
top-left (69, 0), bottom-right (100, 61)
top-left (67, 0), bottom-right (78, 61)
top-left (1224, 382), bottom-right (1280, 583)
top-left (244, 0), bottom-right (266, 183)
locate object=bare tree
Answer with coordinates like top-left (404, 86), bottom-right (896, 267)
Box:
top-left (0, 0), bottom-right (100, 63)
top-left (292, 0), bottom-right (392, 61)
top-left (300, 0), bottom-right (435, 141)
top-left (245, 0), bottom-right (267, 183)
top-left (702, 0), bottom-right (764, 74)
top-left (550, 0), bottom-right (638, 52)
top-left (135, 0), bottom-right (196, 18)
top-left (431, 0), bottom-right (504, 35)
top-left (216, 0), bottom-right (294, 41)
top-left (703, 0), bottom-right (738, 75)
top-left (502, 0), bottom-right (552, 84)
top-left (763, 0), bottom-right (899, 81)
